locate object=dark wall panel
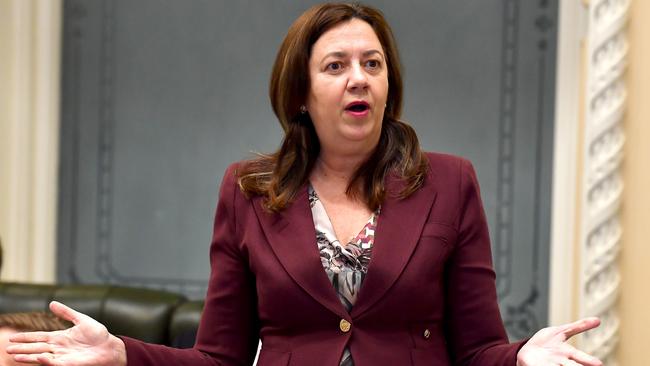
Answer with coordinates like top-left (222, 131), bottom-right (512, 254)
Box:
top-left (58, 0), bottom-right (557, 339)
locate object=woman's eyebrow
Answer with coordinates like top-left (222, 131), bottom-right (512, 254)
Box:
top-left (319, 49), bottom-right (385, 63)
top-left (362, 49), bottom-right (384, 59)
top-left (320, 51), bottom-right (347, 63)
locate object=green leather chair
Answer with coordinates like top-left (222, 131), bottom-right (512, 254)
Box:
top-left (0, 282), bottom-right (203, 348)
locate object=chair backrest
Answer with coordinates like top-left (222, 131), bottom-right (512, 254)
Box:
top-left (0, 282), bottom-right (203, 346)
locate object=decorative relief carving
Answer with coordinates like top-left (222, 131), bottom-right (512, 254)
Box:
top-left (500, 0), bottom-right (557, 338)
top-left (582, 306), bottom-right (620, 361)
top-left (95, 0), bottom-right (116, 282)
top-left (503, 287), bottom-right (539, 339)
top-left (62, 0), bottom-right (87, 283)
top-left (589, 125), bottom-right (624, 180)
top-left (586, 172), bottom-right (623, 212)
top-left (495, 0), bottom-right (520, 298)
top-left (589, 125), bottom-right (624, 161)
top-left (584, 262), bottom-right (619, 307)
top-left (593, 0), bottom-right (629, 27)
top-left (589, 79), bottom-right (626, 126)
top-left (592, 32), bottom-right (628, 81)
top-left (578, 0), bottom-right (628, 362)
top-left (586, 217), bottom-right (622, 267)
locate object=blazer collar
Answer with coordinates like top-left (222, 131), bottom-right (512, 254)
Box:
top-left (351, 171), bottom-right (437, 318)
top-left (252, 171), bottom-right (437, 320)
top-left (253, 186), bottom-right (348, 318)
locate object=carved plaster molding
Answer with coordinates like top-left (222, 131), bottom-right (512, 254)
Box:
top-left (579, 0), bottom-right (629, 364)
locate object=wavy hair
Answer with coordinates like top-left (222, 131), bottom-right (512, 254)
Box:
top-left (238, 3), bottom-right (428, 212)
top-left (0, 312), bottom-right (71, 332)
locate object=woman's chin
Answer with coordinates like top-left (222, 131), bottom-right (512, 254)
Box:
top-left (338, 128), bottom-right (381, 148)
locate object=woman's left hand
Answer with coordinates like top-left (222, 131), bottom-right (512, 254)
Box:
top-left (516, 317), bottom-right (602, 366)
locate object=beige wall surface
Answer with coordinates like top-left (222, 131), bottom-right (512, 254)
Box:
top-left (0, 0), bottom-right (61, 282)
top-left (0, 0), bottom-right (14, 276)
top-left (619, 0), bottom-right (650, 364)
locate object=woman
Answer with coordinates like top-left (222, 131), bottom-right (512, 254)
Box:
top-left (7, 3), bottom-right (601, 366)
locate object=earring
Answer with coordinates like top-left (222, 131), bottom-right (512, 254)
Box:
top-left (300, 105), bottom-right (307, 114)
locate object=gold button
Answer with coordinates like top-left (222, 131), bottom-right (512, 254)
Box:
top-left (423, 329), bottom-right (431, 339)
top-left (339, 319), bottom-right (351, 333)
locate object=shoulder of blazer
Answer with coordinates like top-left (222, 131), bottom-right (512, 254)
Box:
top-left (220, 160), bottom-right (254, 208)
top-left (421, 152), bottom-right (483, 230)
top-left (422, 151), bottom-right (474, 189)
top-left (424, 151), bottom-right (469, 176)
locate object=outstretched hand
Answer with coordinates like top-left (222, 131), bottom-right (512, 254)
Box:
top-left (6, 301), bottom-right (127, 366)
top-left (517, 317), bottom-right (602, 366)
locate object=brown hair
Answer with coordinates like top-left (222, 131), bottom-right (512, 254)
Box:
top-left (238, 2), bottom-right (428, 211)
top-left (0, 312), bottom-right (71, 332)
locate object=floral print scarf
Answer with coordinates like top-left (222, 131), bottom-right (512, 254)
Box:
top-left (309, 185), bottom-right (379, 366)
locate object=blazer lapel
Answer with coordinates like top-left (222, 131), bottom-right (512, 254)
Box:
top-left (252, 186), bottom-right (347, 318)
top-left (351, 172), bottom-right (437, 319)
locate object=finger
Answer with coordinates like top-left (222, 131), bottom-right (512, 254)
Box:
top-left (13, 353), bottom-right (49, 364)
top-left (6, 342), bottom-right (53, 355)
top-left (8, 331), bottom-right (54, 344)
top-left (567, 346), bottom-right (603, 366)
top-left (560, 317), bottom-right (600, 339)
top-left (561, 360), bottom-right (581, 366)
top-left (49, 301), bottom-right (85, 325)
top-left (37, 354), bottom-right (66, 366)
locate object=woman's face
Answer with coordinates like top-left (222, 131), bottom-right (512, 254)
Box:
top-left (0, 327), bottom-right (21, 366)
top-left (306, 18), bottom-right (389, 155)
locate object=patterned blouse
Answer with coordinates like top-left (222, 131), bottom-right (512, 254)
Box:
top-left (308, 185), bottom-right (380, 366)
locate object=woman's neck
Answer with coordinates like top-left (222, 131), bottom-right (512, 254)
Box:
top-left (311, 149), bottom-right (372, 186)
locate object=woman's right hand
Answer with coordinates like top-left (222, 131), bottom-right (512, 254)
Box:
top-left (6, 301), bottom-right (127, 366)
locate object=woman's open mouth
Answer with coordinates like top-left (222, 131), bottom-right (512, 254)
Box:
top-left (345, 101), bottom-right (370, 117)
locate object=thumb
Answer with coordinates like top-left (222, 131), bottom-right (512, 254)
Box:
top-left (49, 301), bottom-right (87, 326)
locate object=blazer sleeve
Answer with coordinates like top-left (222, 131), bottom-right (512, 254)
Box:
top-left (444, 159), bottom-right (526, 366)
top-left (121, 163), bottom-right (259, 366)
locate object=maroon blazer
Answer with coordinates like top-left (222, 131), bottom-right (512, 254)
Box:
top-left (122, 152), bottom-right (526, 365)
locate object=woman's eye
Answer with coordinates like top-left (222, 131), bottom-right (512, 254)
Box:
top-left (326, 62), bottom-right (343, 72)
top-left (366, 60), bottom-right (380, 69)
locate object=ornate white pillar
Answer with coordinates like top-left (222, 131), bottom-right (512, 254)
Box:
top-left (578, 0), bottom-right (629, 364)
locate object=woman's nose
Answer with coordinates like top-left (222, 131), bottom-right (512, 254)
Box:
top-left (347, 64), bottom-right (369, 92)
